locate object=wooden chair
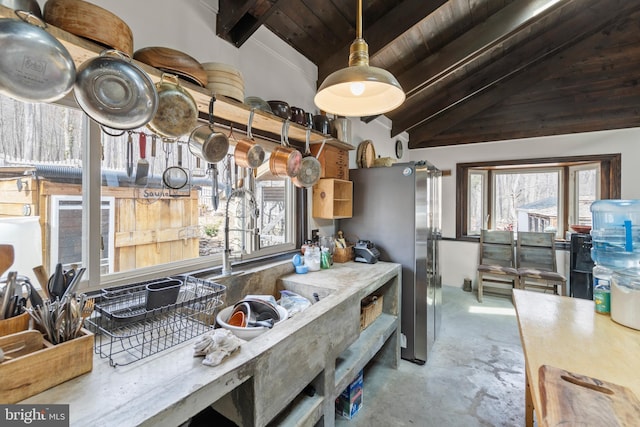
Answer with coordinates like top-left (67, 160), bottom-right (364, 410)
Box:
top-left (516, 231), bottom-right (566, 296)
top-left (477, 229), bottom-right (519, 302)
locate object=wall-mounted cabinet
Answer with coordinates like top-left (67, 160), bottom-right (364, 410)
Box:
top-left (312, 179), bottom-right (353, 219)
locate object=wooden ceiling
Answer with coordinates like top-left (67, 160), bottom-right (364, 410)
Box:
top-left (217, 0), bottom-right (640, 149)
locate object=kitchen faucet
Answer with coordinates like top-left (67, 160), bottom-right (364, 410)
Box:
top-left (222, 188), bottom-right (259, 276)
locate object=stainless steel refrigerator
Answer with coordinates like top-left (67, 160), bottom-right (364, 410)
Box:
top-left (338, 161), bottom-right (442, 364)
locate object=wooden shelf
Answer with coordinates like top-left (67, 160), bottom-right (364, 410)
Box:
top-left (0, 5), bottom-right (355, 150)
top-left (312, 178), bottom-right (353, 219)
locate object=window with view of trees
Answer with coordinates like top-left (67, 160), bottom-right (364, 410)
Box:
top-left (0, 93), bottom-right (297, 288)
top-left (457, 154), bottom-right (621, 240)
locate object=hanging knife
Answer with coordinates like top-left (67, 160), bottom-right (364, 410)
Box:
top-left (209, 163), bottom-right (219, 211)
top-left (126, 131), bottom-right (134, 178)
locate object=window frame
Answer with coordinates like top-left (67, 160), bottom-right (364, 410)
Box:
top-left (456, 154), bottom-right (621, 240)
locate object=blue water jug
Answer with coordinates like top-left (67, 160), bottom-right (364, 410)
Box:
top-left (591, 200), bottom-right (640, 268)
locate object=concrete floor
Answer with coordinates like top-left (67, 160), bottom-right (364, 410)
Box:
top-left (336, 286), bottom-right (525, 427)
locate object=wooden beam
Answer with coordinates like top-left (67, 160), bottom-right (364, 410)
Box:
top-left (217, 0), bottom-right (279, 47)
top-left (390, 0), bottom-right (589, 135)
top-left (404, 0), bottom-right (640, 148)
top-left (317, 0), bottom-right (446, 84)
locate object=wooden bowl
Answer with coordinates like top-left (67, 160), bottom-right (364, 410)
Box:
top-left (134, 47), bottom-right (208, 88)
top-left (43, 0), bottom-right (134, 55)
top-left (571, 225), bottom-right (592, 234)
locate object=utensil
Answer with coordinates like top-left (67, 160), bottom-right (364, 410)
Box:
top-left (43, 0), bottom-right (134, 55)
top-left (1, 271), bottom-right (17, 320)
top-left (292, 129), bottom-right (323, 188)
top-left (74, 50), bottom-right (158, 131)
top-left (75, 297), bottom-right (94, 337)
top-left (32, 265), bottom-right (50, 298)
top-left (49, 263), bottom-right (66, 300)
top-left (126, 131), bottom-right (134, 178)
top-left (62, 267), bottom-right (85, 299)
top-left (133, 46), bottom-right (208, 88)
top-left (188, 96), bottom-right (229, 163)
top-left (0, 245), bottom-right (14, 278)
top-left (147, 73), bottom-right (199, 140)
top-left (269, 120), bottom-right (302, 178)
top-left (0, 11), bottom-right (76, 103)
top-left (234, 109), bottom-right (265, 169)
top-left (209, 162), bottom-right (219, 211)
top-left (267, 100), bottom-right (291, 120)
top-left (135, 133), bottom-right (149, 185)
top-left (162, 144), bottom-right (188, 190)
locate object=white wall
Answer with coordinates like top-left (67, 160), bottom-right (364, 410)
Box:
top-left (407, 127), bottom-right (640, 288)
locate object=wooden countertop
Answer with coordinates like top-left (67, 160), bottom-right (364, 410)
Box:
top-left (513, 289), bottom-right (640, 425)
top-left (20, 261), bottom-right (400, 427)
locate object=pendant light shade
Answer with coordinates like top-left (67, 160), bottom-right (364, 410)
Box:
top-left (314, 0), bottom-right (405, 117)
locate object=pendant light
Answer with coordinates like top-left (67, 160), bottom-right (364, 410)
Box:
top-left (314, 0), bottom-right (405, 117)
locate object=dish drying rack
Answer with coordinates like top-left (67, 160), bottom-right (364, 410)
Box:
top-left (85, 275), bottom-right (225, 367)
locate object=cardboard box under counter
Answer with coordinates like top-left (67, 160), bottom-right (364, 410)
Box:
top-left (0, 329), bottom-right (93, 403)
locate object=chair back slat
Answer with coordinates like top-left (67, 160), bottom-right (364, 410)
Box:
top-left (517, 232), bottom-right (557, 271)
top-left (479, 230), bottom-right (515, 268)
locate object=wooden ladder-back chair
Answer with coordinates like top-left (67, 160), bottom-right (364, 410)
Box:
top-left (477, 229), bottom-right (519, 303)
top-left (516, 231), bottom-right (566, 296)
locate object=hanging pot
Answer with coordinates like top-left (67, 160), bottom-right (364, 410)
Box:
top-left (188, 95), bottom-right (229, 163)
top-left (269, 120), bottom-right (302, 178)
top-left (292, 129), bottom-right (323, 188)
top-left (74, 50), bottom-right (158, 131)
top-left (147, 73), bottom-right (198, 140)
top-left (234, 109), bottom-right (265, 169)
top-left (0, 11), bottom-right (75, 103)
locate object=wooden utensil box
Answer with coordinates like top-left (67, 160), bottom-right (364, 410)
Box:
top-left (334, 246), bottom-right (354, 263)
top-left (0, 329), bottom-right (94, 403)
top-left (0, 311), bottom-right (30, 336)
top-left (310, 144), bottom-right (349, 180)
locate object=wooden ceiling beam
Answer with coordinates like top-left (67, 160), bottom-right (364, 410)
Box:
top-left (389, 0), bottom-right (588, 135)
top-left (407, 0), bottom-right (640, 149)
top-left (217, 0), bottom-right (279, 47)
top-left (317, 0), bottom-right (446, 84)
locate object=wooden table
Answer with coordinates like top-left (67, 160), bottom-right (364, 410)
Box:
top-left (513, 289), bottom-right (640, 426)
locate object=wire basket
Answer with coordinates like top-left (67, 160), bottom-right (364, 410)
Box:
top-left (85, 275), bottom-right (225, 367)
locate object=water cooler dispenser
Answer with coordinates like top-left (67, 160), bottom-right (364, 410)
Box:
top-left (570, 233), bottom-right (594, 299)
top-left (591, 200), bottom-right (640, 327)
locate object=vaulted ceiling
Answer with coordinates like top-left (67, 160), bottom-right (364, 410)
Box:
top-left (217, 0), bottom-right (640, 149)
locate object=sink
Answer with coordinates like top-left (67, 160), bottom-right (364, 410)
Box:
top-left (208, 260), bottom-right (335, 311)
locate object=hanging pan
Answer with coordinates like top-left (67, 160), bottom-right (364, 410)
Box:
top-left (147, 73), bottom-right (198, 140)
top-left (188, 95), bottom-right (229, 163)
top-left (0, 10), bottom-right (75, 103)
top-left (292, 129), bottom-right (323, 188)
top-left (234, 109), bottom-right (265, 169)
top-left (269, 120), bottom-right (302, 178)
top-left (74, 50), bottom-right (158, 132)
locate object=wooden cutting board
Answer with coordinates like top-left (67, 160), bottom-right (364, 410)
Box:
top-left (539, 365), bottom-right (640, 427)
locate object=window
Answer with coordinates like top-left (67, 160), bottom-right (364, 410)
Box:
top-left (0, 94), bottom-right (298, 288)
top-left (456, 154), bottom-right (621, 239)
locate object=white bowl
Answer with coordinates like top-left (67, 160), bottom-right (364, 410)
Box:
top-left (216, 305), bottom-right (288, 340)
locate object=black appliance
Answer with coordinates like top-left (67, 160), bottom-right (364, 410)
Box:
top-left (353, 240), bottom-right (380, 264)
top-left (570, 233), bottom-right (594, 299)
